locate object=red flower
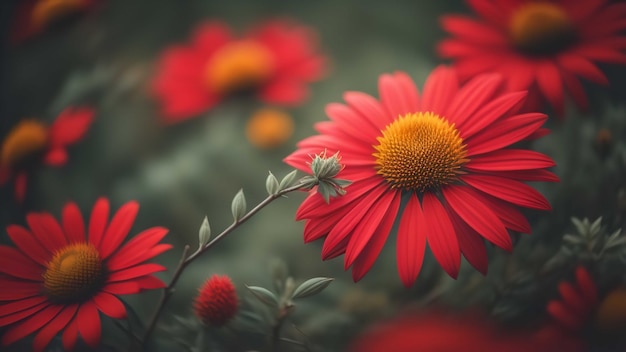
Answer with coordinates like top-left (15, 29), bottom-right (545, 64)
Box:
top-left (546, 266), bottom-right (599, 332)
top-left (151, 19), bottom-right (327, 124)
top-left (438, 0), bottom-right (626, 115)
top-left (349, 311), bottom-right (583, 352)
top-left (0, 107), bottom-right (94, 202)
top-left (193, 275), bottom-right (238, 326)
top-left (0, 198), bottom-right (171, 352)
top-left (10, 0), bottom-right (100, 44)
top-left (285, 66), bottom-right (557, 287)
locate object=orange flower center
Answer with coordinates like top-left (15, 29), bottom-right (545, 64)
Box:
top-left (204, 41), bottom-right (275, 95)
top-left (43, 243), bottom-right (106, 303)
top-left (31, 0), bottom-right (88, 30)
top-left (246, 108), bottom-right (294, 149)
top-left (594, 288), bottom-right (626, 334)
top-left (373, 112), bottom-right (467, 192)
top-left (509, 2), bottom-right (576, 55)
top-left (1, 120), bottom-right (48, 168)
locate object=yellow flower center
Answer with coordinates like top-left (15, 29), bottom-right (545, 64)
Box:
top-left (373, 112), bottom-right (467, 192)
top-left (31, 0), bottom-right (88, 30)
top-left (246, 108), bottom-right (294, 149)
top-left (1, 120), bottom-right (48, 168)
top-left (204, 41), bottom-right (275, 95)
top-left (509, 2), bottom-right (576, 56)
top-left (43, 243), bottom-right (106, 303)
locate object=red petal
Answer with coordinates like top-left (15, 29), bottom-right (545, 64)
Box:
top-left (0, 281), bottom-right (41, 300)
top-left (535, 61), bottom-right (564, 115)
top-left (32, 305), bottom-right (77, 352)
top-left (466, 0), bottom-right (509, 27)
top-left (440, 16), bottom-right (506, 45)
top-left (379, 73), bottom-right (411, 123)
top-left (393, 71), bottom-right (420, 112)
top-left (448, 73), bottom-right (503, 128)
top-left (344, 190), bottom-right (399, 268)
top-left (556, 54), bottom-right (608, 85)
top-left (0, 301), bottom-right (48, 326)
top-left (466, 113), bottom-right (547, 156)
top-left (561, 71), bottom-right (589, 111)
top-left (461, 174), bottom-right (551, 210)
top-left (192, 21), bottom-right (232, 55)
top-left (478, 194), bottom-right (532, 233)
top-left (6, 225), bottom-right (50, 266)
top-left (575, 266), bottom-right (598, 306)
top-left (448, 210), bottom-right (488, 274)
top-left (396, 194), bottom-right (427, 287)
top-left (547, 300), bottom-right (584, 331)
top-left (459, 91), bottom-right (527, 139)
top-left (322, 186), bottom-right (386, 260)
top-left (106, 227), bottom-right (169, 271)
top-left (343, 91), bottom-right (391, 131)
top-left (443, 186), bottom-right (512, 251)
top-left (88, 198), bottom-right (110, 249)
top-left (14, 172), bottom-right (27, 203)
top-left (259, 79), bottom-right (308, 105)
top-left (558, 282), bottom-right (589, 318)
top-left (420, 66), bottom-right (459, 114)
top-left (350, 192), bottom-right (401, 282)
top-left (0, 246), bottom-right (42, 280)
top-left (325, 103), bottom-right (380, 143)
top-left (466, 149), bottom-right (555, 171)
top-left (99, 201), bottom-right (139, 259)
top-left (42, 148), bottom-right (68, 166)
top-left (108, 263), bottom-right (166, 282)
top-left (422, 193), bottom-right (460, 278)
top-left (0, 296), bottom-right (47, 316)
top-left (102, 281), bottom-right (140, 295)
top-left (77, 301), bottom-right (101, 347)
top-left (1, 304), bottom-right (64, 346)
top-left (62, 202), bottom-right (86, 244)
top-left (62, 317), bottom-right (79, 351)
top-left (26, 212), bottom-right (67, 254)
top-left (136, 275), bottom-right (166, 290)
top-left (48, 107), bottom-right (94, 148)
top-left (295, 180), bottom-right (375, 220)
top-left (93, 292), bottom-right (126, 319)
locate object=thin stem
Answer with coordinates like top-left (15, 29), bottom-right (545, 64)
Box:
top-left (139, 182), bottom-right (304, 347)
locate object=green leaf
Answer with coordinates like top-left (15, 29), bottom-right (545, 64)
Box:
top-left (245, 285), bottom-right (278, 307)
top-left (266, 171), bottom-right (280, 195)
top-left (291, 277), bottom-right (334, 300)
top-left (231, 189), bottom-right (247, 221)
top-left (279, 170), bottom-right (298, 191)
top-left (198, 216), bottom-right (211, 247)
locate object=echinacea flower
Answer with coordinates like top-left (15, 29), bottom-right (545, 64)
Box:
top-left (151, 19), bottom-right (327, 124)
top-left (193, 275), bottom-right (238, 326)
top-left (0, 107), bottom-right (94, 202)
top-left (0, 198), bottom-right (171, 352)
top-left (10, 0), bottom-right (99, 44)
top-left (438, 0), bottom-right (626, 115)
top-left (285, 66), bottom-right (557, 287)
top-left (348, 310), bottom-right (583, 352)
top-left (245, 107), bottom-right (294, 149)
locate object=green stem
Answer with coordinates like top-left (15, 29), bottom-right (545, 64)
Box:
top-left (138, 182), bottom-right (305, 348)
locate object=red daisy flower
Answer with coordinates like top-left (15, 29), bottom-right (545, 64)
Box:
top-left (284, 66), bottom-right (557, 287)
top-left (0, 198), bottom-right (171, 352)
top-left (10, 0), bottom-right (100, 44)
top-left (193, 274), bottom-right (238, 326)
top-left (0, 107), bottom-right (94, 202)
top-left (151, 19), bottom-right (327, 124)
top-left (437, 0), bottom-right (626, 115)
top-left (348, 311), bottom-right (583, 352)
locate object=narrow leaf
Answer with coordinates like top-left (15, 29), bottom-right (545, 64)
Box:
top-left (231, 189), bottom-right (247, 221)
top-left (291, 277), bottom-right (334, 300)
top-left (245, 285), bottom-right (278, 307)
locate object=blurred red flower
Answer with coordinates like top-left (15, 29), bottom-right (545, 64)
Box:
top-left (438, 0), bottom-right (626, 115)
top-left (152, 19), bottom-right (327, 124)
top-left (349, 310), bottom-right (583, 352)
top-left (10, 0), bottom-right (100, 44)
top-left (0, 107), bottom-right (94, 202)
top-left (0, 198), bottom-right (171, 352)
